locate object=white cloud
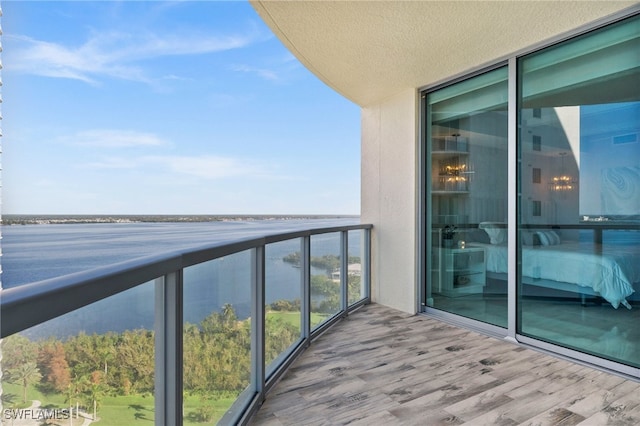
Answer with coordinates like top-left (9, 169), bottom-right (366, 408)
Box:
top-left (231, 64), bottom-right (280, 82)
top-left (77, 153), bottom-right (280, 180)
top-left (148, 155), bottom-right (272, 180)
top-left (67, 129), bottom-right (169, 148)
top-left (207, 93), bottom-right (251, 108)
top-left (5, 26), bottom-right (264, 84)
top-left (81, 156), bottom-right (139, 170)
top-left (231, 51), bottom-right (303, 83)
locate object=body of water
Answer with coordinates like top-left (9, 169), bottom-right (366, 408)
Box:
top-left (1, 218), bottom-right (361, 338)
top-left (1, 218), bottom-right (358, 288)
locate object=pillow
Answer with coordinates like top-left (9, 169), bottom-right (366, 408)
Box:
top-left (466, 228), bottom-right (490, 244)
top-left (521, 231), bottom-right (534, 246)
top-left (522, 231), bottom-right (545, 245)
top-left (479, 222), bottom-right (506, 245)
top-left (536, 230), bottom-right (561, 246)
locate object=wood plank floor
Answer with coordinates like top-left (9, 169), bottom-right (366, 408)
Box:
top-left (249, 303), bottom-right (640, 425)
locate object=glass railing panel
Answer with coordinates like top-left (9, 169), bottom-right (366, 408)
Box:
top-left (310, 232), bottom-right (341, 330)
top-left (182, 251), bottom-right (252, 424)
top-left (347, 229), bottom-right (365, 306)
top-left (1, 281), bottom-right (156, 424)
top-left (265, 239), bottom-right (303, 376)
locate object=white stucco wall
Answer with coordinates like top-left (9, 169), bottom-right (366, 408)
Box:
top-left (361, 89), bottom-right (418, 314)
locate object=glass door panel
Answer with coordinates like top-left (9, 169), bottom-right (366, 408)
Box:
top-left (426, 67), bottom-right (508, 327)
top-left (517, 15), bottom-right (640, 368)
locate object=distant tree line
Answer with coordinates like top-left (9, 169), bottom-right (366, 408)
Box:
top-left (283, 253), bottom-right (361, 274)
top-left (1, 214), bottom-right (356, 225)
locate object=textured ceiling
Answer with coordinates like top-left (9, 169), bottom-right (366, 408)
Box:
top-left (251, 1), bottom-right (638, 107)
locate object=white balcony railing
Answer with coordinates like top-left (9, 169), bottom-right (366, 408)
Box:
top-left (1, 224), bottom-right (372, 425)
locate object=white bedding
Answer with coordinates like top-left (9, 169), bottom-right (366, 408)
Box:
top-left (471, 242), bottom-right (640, 309)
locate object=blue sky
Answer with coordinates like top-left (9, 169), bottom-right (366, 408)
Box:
top-left (1, 1), bottom-right (361, 215)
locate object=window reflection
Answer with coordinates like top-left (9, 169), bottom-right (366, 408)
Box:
top-left (426, 67), bottom-right (509, 328)
top-left (518, 15), bottom-right (640, 368)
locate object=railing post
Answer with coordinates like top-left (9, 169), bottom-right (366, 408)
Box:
top-left (341, 231), bottom-right (349, 316)
top-left (251, 246), bottom-right (266, 400)
top-left (301, 236), bottom-right (311, 341)
top-left (364, 228), bottom-right (371, 302)
top-left (154, 271), bottom-right (183, 426)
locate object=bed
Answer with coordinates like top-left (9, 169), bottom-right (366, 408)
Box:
top-left (468, 225), bottom-right (640, 309)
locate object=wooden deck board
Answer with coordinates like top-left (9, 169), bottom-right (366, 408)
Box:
top-left (249, 304), bottom-right (638, 425)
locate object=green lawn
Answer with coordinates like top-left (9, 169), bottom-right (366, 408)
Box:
top-left (1, 383), bottom-right (235, 425)
top-left (2, 381), bottom-right (68, 408)
top-left (93, 394), bottom-right (154, 425)
top-left (99, 393), bottom-right (236, 425)
top-left (267, 310), bottom-right (329, 328)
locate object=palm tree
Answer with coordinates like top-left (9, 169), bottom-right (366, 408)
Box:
top-left (87, 382), bottom-right (104, 420)
top-left (222, 303), bottom-right (237, 327)
top-left (8, 362), bottom-right (42, 403)
top-left (97, 344), bottom-right (115, 379)
top-left (76, 371), bottom-right (106, 421)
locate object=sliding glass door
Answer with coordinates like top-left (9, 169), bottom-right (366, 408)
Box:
top-left (423, 13), bottom-right (640, 371)
top-left (517, 15), bottom-right (640, 368)
top-left (425, 67), bottom-right (509, 328)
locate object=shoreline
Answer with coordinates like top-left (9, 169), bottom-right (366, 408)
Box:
top-left (1, 214), bottom-right (359, 226)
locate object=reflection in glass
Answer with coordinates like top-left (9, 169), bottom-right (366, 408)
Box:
top-left (310, 233), bottom-right (341, 329)
top-left (1, 281), bottom-right (156, 423)
top-left (518, 15), bottom-right (640, 368)
top-left (183, 251), bottom-right (252, 423)
top-left (426, 66), bottom-right (508, 328)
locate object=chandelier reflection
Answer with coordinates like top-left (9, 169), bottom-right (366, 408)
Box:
top-left (438, 159), bottom-right (472, 191)
top-left (549, 152), bottom-right (576, 191)
top-left (444, 163), bottom-right (467, 182)
top-left (550, 175), bottom-right (575, 191)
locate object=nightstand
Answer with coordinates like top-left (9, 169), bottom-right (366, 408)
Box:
top-left (440, 247), bottom-right (486, 297)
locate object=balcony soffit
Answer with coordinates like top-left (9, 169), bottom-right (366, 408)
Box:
top-left (250, 1), bottom-right (638, 108)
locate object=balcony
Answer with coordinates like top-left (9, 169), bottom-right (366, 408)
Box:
top-left (2, 223), bottom-right (639, 425)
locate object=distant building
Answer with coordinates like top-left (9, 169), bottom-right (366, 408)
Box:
top-left (331, 263), bottom-right (362, 281)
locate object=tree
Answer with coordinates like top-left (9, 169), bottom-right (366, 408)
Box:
top-left (222, 303), bottom-right (237, 327)
top-left (282, 252), bottom-right (301, 266)
top-left (1, 334), bottom-right (37, 372)
top-left (63, 332), bottom-right (104, 384)
top-left (38, 340), bottom-right (72, 393)
top-left (265, 316), bottom-right (299, 365)
top-left (311, 274), bottom-right (338, 297)
top-left (96, 337), bottom-right (116, 379)
top-left (310, 255), bottom-right (341, 275)
top-left (116, 330), bottom-right (155, 394)
top-left (183, 307), bottom-right (252, 395)
top-left (270, 299), bottom-right (301, 312)
top-left (7, 362), bottom-right (42, 403)
top-left (87, 371), bottom-right (105, 421)
top-left (348, 274), bottom-right (363, 303)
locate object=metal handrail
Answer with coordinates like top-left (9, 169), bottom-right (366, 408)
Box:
top-left (1, 224), bottom-right (371, 338)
